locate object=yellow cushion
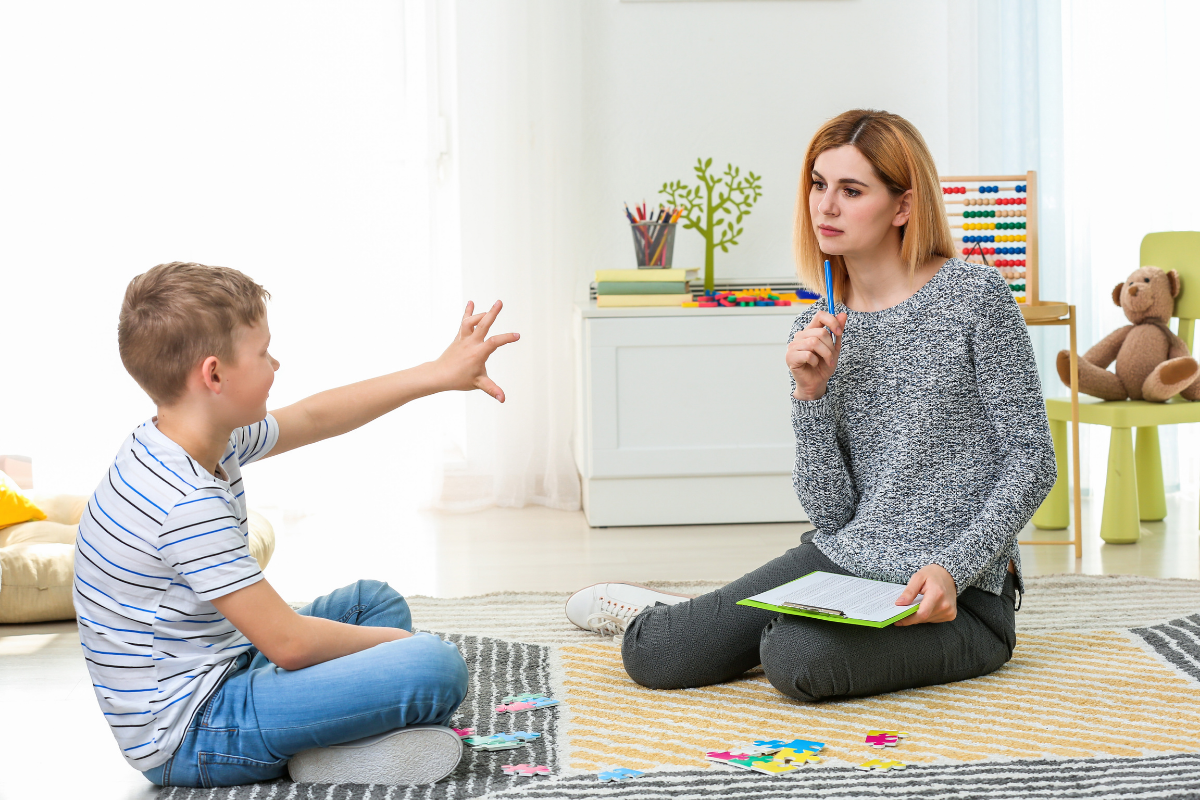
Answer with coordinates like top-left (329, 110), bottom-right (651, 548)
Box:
top-left (0, 471), bottom-right (46, 528)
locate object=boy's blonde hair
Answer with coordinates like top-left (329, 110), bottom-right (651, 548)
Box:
top-left (118, 262), bottom-right (270, 405)
top-left (793, 109), bottom-right (954, 302)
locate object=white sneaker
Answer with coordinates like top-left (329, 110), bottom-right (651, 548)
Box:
top-left (288, 724), bottom-right (462, 786)
top-left (565, 582), bottom-right (691, 637)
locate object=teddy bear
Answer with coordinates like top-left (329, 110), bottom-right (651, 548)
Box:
top-left (1057, 265), bottom-right (1200, 401)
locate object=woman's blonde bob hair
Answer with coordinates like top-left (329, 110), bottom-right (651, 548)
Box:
top-left (794, 109), bottom-right (954, 303)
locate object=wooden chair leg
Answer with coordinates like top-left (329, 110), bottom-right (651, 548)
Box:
top-left (1134, 426), bottom-right (1167, 521)
top-left (1101, 427), bottom-right (1141, 543)
top-left (1032, 418), bottom-right (1069, 529)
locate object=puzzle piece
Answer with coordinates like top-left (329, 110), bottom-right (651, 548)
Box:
top-left (501, 693), bottom-right (548, 704)
top-left (705, 750), bottom-right (754, 763)
top-left (469, 741), bottom-right (525, 752)
top-left (502, 764), bottom-right (550, 777)
top-left (495, 697), bottom-right (560, 713)
top-left (463, 731), bottom-right (540, 750)
top-left (452, 728), bottom-right (474, 738)
top-left (598, 768), bottom-right (645, 782)
top-left (865, 733), bottom-right (899, 748)
top-left (725, 755), bottom-right (780, 772)
top-left (867, 730), bottom-right (909, 738)
top-left (855, 758), bottom-right (907, 772)
top-left (774, 748), bottom-right (822, 766)
top-left (752, 738), bottom-right (824, 754)
top-left (749, 759), bottom-right (800, 776)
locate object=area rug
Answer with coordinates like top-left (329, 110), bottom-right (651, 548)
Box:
top-left (158, 574), bottom-right (1200, 800)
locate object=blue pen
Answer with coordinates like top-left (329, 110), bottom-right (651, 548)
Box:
top-left (824, 259), bottom-right (837, 345)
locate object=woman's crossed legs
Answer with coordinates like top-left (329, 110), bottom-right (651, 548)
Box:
top-left (621, 542), bottom-right (1015, 701)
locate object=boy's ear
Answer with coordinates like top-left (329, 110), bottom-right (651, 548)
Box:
top-left (200, 355), bottom-right (223, 393)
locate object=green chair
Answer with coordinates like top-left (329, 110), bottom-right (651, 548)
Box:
top-left (1032, 232), bottom-right (1200, 543)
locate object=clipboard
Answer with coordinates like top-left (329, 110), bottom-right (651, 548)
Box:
top-left (736, 570), bottom-right (921, 628)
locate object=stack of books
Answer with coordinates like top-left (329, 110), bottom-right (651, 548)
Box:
top-left (594, 268), bottom-right (699, 307)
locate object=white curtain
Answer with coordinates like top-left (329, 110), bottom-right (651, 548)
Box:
top-left (1060, 0), bottom-right (1200, 498)
top-left (437, 0), bottom-right (584, 512)
top-left (962, 0), bottom-right (1200, 499)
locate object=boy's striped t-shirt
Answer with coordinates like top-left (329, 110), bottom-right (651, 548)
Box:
top-left (73, 415), bottom-right (278, 770)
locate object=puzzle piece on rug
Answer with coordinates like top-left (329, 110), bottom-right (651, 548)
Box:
top-left (705, 751), bottom-right (754, 763)
top-left (865, 733), bottom-right (899, 748)
top-left (752, 738), bottom-right (824, 754)
top-left (855, 758), bottom-right (907, 772)
top-left (452, 728), bottom-right (474, 738)
top-left (489, 732), bottom-right (543, 744)
top-left (463, 731), bottom-right (541, 750)
top-left (598, 768), bottom-right (645, 782)
top-left (501, 693), bottom-right (548, 704)
top-left (468, 741), bottom-right (525, 752)
top-left (496, 696), bottom-right (560, 713)
top-left (774, 748), bottom-right (822, 766)
top-left (867, 730), bottom-right (909, 738)
top-left (724, 755), bottom-right (780, 772)
top-left (502, 764), bottom-right (550, 777)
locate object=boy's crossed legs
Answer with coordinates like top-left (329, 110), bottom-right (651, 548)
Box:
top-left (144, 580), bottom-right (468, 788)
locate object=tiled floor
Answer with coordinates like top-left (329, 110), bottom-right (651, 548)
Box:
top-left (1, 493), bottom-right (1196, 799)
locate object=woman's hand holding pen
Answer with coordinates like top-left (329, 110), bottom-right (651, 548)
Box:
top-left (786, 310), bottom-right (847, 400)
top-left (894, 564), bottom-right (958, 626)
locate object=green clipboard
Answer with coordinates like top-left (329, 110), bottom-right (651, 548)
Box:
top-left (736, 570), bottom-right (919, 628)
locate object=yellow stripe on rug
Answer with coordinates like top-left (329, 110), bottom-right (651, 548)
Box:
top-left (560, 630), bottom-right (1200, 771)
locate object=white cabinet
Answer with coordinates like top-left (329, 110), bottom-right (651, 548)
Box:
top-left (573, 302), bottom-right (809, 527)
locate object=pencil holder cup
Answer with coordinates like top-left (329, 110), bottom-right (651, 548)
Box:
top-left (630, 222), bottom-right (677, 268)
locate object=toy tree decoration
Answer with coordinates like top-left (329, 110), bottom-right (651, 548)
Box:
top-left (660, 158), bottom-right (763, 291)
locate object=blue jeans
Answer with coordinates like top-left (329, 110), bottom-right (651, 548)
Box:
top-left (142, 580), bottom-right (468, 788)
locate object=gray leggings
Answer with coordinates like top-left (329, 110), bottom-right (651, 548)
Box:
top-left (621, 541), bottom-right (1016, 701)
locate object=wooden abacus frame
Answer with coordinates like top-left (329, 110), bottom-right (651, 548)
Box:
top-left (940, 171), bottom-right (1083, 559)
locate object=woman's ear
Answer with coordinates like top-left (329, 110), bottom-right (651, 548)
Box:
top-left (892, 189), bottom-right (913, 228)
top-left (1112, 282), bottom-right (1124, 306)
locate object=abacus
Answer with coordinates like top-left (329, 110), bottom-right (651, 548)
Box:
top-left (941, 171), bottom-right (1083, 558)
top-left (940, 172), bottom-right (1046, 310)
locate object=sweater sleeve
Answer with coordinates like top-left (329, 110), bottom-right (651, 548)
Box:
top-left (788, 319), bottom-right (858, 536)
top-left (930, 273), bottom-right (1058, 593)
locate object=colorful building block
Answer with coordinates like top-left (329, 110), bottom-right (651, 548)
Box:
top-left (598, 768), bottom-right (645, 782)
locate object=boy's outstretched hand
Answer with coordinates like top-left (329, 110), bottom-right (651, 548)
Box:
top-left (434, 300), bottom-right (520, 402)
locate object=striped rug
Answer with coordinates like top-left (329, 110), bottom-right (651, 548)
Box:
top-left (159, 574), bottom-right (1200, 800)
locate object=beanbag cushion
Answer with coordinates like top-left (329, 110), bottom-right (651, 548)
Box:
top-left (0, 495), bottom-right (276, 624)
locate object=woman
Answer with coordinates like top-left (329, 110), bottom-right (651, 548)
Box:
top-left (564, 109), bottom-right (1056, 701)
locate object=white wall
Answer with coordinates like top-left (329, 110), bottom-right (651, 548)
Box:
top-left (578, 0), bottom-right (954, 284)
top-left (0, 2), bottom-right (450, 512)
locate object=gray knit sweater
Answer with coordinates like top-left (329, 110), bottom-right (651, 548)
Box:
top-left (789, 258), bottom-right (1056, 596)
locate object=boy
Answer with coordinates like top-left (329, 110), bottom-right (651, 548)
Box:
top-left (73, 261), bottom-right (519, 788)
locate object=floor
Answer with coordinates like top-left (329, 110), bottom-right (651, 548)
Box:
top-left (1, 492), bottom-right (1196, 800)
